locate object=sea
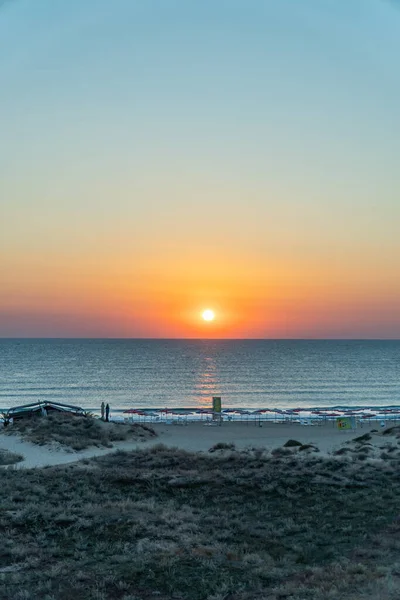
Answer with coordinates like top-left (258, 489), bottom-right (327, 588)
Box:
top-left (0, 339), bottom-right (399, 415)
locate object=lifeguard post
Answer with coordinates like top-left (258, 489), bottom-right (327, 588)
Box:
top-left (212, 396), bottom-right (222, 425)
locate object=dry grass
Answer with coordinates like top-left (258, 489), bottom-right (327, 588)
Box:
top-left (0, 449), bottom-right (23, 466)
top-left (341, 427), bottom-right (400, 463)
top-left (3, 413), bottom-right (156, 450)
top-left (0, 443), bottom-right (399, 599)
top-left (209, 442), bottom-right (236, 452)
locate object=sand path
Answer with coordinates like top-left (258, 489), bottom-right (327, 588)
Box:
top-left (0, 421), bottom-right (376, 469)
top-left (0, 434), bottom-right (154, 469)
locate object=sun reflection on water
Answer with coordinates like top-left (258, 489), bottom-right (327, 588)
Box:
top-left (193, 354), bottom-right (222, 408)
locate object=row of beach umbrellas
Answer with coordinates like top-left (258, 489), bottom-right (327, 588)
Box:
top-left (121, 406), bottom-right (400, 423)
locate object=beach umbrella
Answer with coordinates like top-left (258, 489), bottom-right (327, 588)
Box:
top-left (283, 409), bottom-right (299, 422)
top-left (170, 409), bottom-right (189, 422)
top-left (222, 409), bottom-right (239, 423)
top-left (253, 409), bottom-right (273, 422)
top-left (227, 409), bottom-right (250, 423)
top-left (123, 409), bottom-right (142, 420)
top-left (195, 408), bottom-right (212, 421)
top-left (196, 408), bottom-right (213, 416)
top-left (312, 410), bottom-right (326, 417)
top-left (122, 408), bottom-right (144, 422)
top-left (323, 413), bottom-right (341, 421)
top-left (258, 409), bottom-right (273, 418)
top-left (240, 410), bottom-right (253, 425)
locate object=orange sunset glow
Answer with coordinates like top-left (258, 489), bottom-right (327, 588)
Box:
top-left (1, 0), bottom-right (400, 339)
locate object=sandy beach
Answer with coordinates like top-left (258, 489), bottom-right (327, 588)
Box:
top-left (148, 420), bottom-right (370, 452)
top-left (0, 420), bottom-right (377, 468)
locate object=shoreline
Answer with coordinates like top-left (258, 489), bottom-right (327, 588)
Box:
top-left (2, 401), bottom-right (400, 427)
top-left (3, 401), bottom-right (400, 432)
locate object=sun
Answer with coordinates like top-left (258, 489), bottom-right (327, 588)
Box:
top-left (202, 309), bottom-right (215, 322)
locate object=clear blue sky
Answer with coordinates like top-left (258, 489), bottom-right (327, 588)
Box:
top-left (1, 0), bottom-right (400, 337)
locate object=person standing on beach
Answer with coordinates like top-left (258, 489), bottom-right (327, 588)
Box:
top-left (105, 403), bottom-right (110, 422)
top-left (101, 402), bottom-right (105, 421)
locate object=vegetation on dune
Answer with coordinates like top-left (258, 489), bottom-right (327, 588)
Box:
top-left (283, 439), bottom-right (302, 447)
top-left (2, 413), bottom-right (156, 451)
top-left (352, 433), bottom-right (372, 443)
top-left (0, 449), bottom-right (23, 466)
top-left (0, 445), bottom-right (399, 599)
top-left (383, 425), bottom-right (400, 436)
top-left (209, 442), bottom-right (236, 452)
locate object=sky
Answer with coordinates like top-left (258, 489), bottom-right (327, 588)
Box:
top-left (1, 0), bottom-right (400, 338)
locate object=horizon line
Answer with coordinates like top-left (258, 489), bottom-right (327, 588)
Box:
top-left (0, 337), bottom-right (399, 342)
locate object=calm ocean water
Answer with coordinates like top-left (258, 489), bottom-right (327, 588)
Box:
top-left (0, 339), bottom-right (399, 412)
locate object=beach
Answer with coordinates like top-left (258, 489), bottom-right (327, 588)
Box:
top-left (0, 420), bottom-right (378, 468)
top-left (146, 420), bottom-right (369, 453)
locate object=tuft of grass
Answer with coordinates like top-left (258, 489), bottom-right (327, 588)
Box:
top-left (383, 426), bottom-right (400, 436)
top-left (353, 433), bottom-right (372, 443)
top-left (299, 444), bottom-right (319, 452)
top-left (209, 442), bottom-right (236, 452)
top-left (334, 447), bottom-right (351, 455)
top-left (3, 413), bottom-right (156, 451)
top-left (283, 439), bottom-right (302, 447)
top-left (0, 449), bottom-right (23, 465)
top-left (271, 446), bottom-right (293, 457)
